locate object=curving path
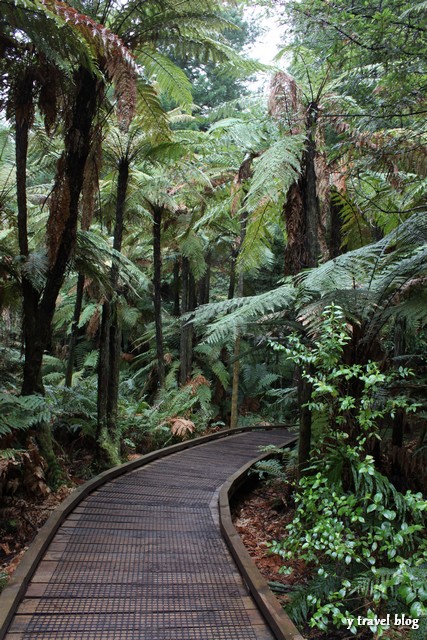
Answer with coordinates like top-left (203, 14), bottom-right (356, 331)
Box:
top-left (2, 429), bottom-right (296, 640)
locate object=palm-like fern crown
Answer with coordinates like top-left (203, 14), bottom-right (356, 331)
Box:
top-left (192, 212), bottom-right (427, 360)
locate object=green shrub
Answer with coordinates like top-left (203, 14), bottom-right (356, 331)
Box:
top-left (268, 305), bottom-right (426, 636)
top-left (271, 445), bottom-right (427, 635)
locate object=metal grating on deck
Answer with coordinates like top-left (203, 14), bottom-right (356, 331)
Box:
top-left (5, 430), bottom-right (293, 640)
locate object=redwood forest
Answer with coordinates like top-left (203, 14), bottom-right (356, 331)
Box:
top-left (0, 1), bottom-right (426, 638)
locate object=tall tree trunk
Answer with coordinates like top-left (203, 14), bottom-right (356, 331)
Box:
top-left (198, 251), bottom-right (211, 306)
top-left (97, 300), bottom-right (111, 441)
top-left (22, 68), bottom-right (99, 395)
top-left (179, 257), bottom-right (195, 385)
top-left (15, 72), bottom-right (43, 395)
top-left (297, 370), bottom-right (312, 477)
top-left (284, 102), bottom-right (320, 275)
top-left (391, 318), bottom-right (407, 478)
top-left (16, 68), bottom-right (99, 483)
top-left (172, 258), bottom-right (181, 316)
top-left (106, 159), bottom-right (129, 437)
top-left (152, 205), bottom-right (165, 387)
top-left (65, 273), bottom-right (85, 387)
top-left (283, 104), bottom-right (321, 469)
top-left (229, 154), bottom-right (254, 428)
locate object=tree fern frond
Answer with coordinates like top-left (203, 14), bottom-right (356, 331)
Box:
top-left (136, 82), bottom-right (171, 141)
top-left (179, 231), bottom-right (207, 280)
top-left (246, 137), bottom-right (303, 210)
top-left (78, 303), bottom-right (101, 329)
top-left (0, 0), bottom-right (98, 75)
top-left (0, 392), bottom-right (52, 437)
top-left (138, 46), bottom-right (193, 110)
top-left (21, 251), bottom-right (48, 291)
top-left (194, 284), bottom-right (296, 345)
top-left (74, 230), bottom-right (149, 295)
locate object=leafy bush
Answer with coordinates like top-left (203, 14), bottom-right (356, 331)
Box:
top-left (268, 305), bottom-right (427, 635)
top-left (271, 445), bottom-right (427, 635)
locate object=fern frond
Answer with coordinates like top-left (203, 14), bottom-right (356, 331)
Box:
top-left (138, 46), bottom-right (193, 110)
top-left (194, 283), bottom-right (296, 345)
top-left (0, 392), bottom-right (52, 437)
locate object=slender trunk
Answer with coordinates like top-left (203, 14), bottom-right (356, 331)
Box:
top-left (152, 205), bottom-right (165, 387)
top-left (198, 251), bottom-right (211, 305)
top-left (65, 273), bottom-right (85, 387)
top-left (297, 371), bottom-right (312, 478)
top-left (303, 104), bottom-right (320, 268)
top-left (97, 300), bottom-right (110, 440)
top-left (228, 247), bottom-right (238, 299)
top-left (391, 319), bottom-right (406, 477)
top-left (230, 210), bottom-right (247, 428)
top-left (172, 258), bottom-right (180, 316)
top-left (15, 73), bottom-right (42, 395)
top-left (228, 155), bottom-right (254, 428)
top-left (106, 159), bottom-right (129, 437)
top-left (179, 256), bottom-right (193, 385)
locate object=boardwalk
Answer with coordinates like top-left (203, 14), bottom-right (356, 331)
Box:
top-left (3, 429), bottom-right (294, 640)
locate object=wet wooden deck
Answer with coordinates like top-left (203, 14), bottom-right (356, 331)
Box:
top-left (3, 429), bottom-right (295, 640)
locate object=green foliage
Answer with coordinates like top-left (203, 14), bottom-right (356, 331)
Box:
top-left (0, 392), bottom-right (53, 437)
top-left (271, 304), bottom-right (418, 441)
top-left (272, 449), bottom-right (427, 635)
top-left (254, 446), bottom-right (295, 483)
top-left (194, 282), bottom-right (296, 345)
top-left (141, 373), bottom-right (214, 446)
top-left (268, 304), bottom-right (426, 634)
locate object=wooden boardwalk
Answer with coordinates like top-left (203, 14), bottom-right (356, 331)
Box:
top-left (3, 429), bottom-right (295, 640)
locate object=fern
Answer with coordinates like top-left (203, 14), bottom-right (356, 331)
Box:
top-left (193, 283), bottom-right (296, 345)
top-left (179, 230), bottom-right (207, 280)
top-left (194, 343), bottom-right (229, 389)
top-left (0, 393), bottom-right (53, 437)
top-left (138, 46), bottom-right (193, 110)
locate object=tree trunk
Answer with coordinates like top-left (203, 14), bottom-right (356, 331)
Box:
top-left (282, 104), bottom-right (320, 468)
top-left (198, 251), bottom-right (211, 306)
top-left (179, 256), bottom-right (195, 385)
top-left (230, 271), bottom-right (244, 429)
top-left (328, 189), bottom-right (343, 258)
top-left (284, 102), bottom-right (320, 275)
top-left (22, 68), bottom-right (100, 396)
top-left (391, 318), bottom-right (407, 478)
top-left (172, 258), bottom-right (180, 316)
top-left (152, 205), bottom-right (165, 387)
top-left (97, 300), bottom-right (111, 441)
top-left (15, 72), bottom-right (43, 396)
top-left (14, 67), bottom-right (99, 482)
top-left (106, 159), bottom-right (129, 437)
top-left (65, 273), bottom-right (85, 387)
top-left (297, 371), bottom-right (312, 477)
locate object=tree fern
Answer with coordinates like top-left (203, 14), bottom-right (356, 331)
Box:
top-left (0, 0), bottom-right (98, 75)
top-left (193, 283), bottom-right (296, 345)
